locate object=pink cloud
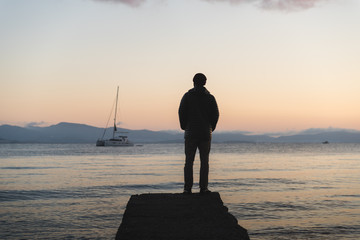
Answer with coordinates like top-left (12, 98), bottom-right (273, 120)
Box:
top-left (93, 0), bottom-right (327, 10)
top-left (260, 0), bottom-right (323, 11)
top-left (203, 0), bottom-right (327, 11)
top-left (94, 0), bottom-right (146, 7)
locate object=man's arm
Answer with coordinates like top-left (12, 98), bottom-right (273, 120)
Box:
top-left (210, 96), bottom-right (219, 131)
top-left (178, 94), bottom-right (188, 130)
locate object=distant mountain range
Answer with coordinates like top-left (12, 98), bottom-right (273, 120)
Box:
top-left (1, 122), bottom-right (360, 144)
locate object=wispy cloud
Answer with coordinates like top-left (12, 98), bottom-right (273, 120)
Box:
top-left (93, 0), bottom-right (146, 7)
top-left (93, 0), bottom-right (327, 11)
top-left (25, 121), bottom-right (49, 128)
top-left (204, 0), bottom-right (327, 11)
top-left (259, 0), bottom-right (325, 11)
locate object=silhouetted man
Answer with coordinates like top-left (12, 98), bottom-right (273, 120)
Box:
top-left (178, 73), bottom-right (219, 194)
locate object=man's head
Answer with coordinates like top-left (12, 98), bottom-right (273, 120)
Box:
top-left (193, 73), bottom-right (207, 86)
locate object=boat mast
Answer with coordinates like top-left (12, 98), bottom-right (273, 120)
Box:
top-left (113, 86), bottom-right (119, 139)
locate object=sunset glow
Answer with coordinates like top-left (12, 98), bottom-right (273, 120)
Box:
top-left (1, 0), bottom-right (359, 132)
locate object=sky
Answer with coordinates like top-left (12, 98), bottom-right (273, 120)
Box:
top-left (1, 0), bottom-right (359, 133)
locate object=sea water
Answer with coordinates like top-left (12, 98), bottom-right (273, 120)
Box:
top-left (0, 143), bottom-right (359, 239)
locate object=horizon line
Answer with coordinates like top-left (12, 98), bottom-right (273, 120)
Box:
top-left (1, 121), bottom-right (360, 135)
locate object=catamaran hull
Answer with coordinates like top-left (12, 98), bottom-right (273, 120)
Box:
top-left (96, 140), bottom-right (105, 146)
top-left (104, 140), bottom-right (134, 147)
top-left (96, 139), bottom-right (134, 147)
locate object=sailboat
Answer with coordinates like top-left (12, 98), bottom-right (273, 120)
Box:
top-left (96, 87), bottom-right (134, 147)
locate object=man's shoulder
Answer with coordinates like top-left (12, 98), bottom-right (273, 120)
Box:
top-left (187, 88), bottom-right (196, 93)
top-left (183, 87), bottom-right (215, 99)
top-left (183, 88), bottom-right (195, 97)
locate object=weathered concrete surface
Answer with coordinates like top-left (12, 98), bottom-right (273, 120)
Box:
top-left (116, 192), bottom-right (250, 240)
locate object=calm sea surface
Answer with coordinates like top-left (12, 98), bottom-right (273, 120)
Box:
top-left (0, 143), bottom-right (359, 239)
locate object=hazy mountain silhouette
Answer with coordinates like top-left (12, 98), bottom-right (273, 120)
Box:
top-left (1, 122), bottom-right (360, 143)
top-left (276, 131), bottom-right (360, 143)
top-left (0, 122), bottom-right (183, 143)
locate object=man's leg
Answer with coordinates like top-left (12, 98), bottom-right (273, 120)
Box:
top-left (199, 139), bottom-right (211, 191)
top-left (184, 138), bottom-right (198, 192)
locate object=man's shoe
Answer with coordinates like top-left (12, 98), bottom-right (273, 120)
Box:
top-left (183, 189), bottom-right (192, 194)
top-left (200, 188), bottom-right (211, 194)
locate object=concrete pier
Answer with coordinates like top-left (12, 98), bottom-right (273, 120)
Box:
top-left (116, 192), bottom-right (250, 240)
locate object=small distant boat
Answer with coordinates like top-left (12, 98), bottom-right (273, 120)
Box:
top-left (322, 141), bottom-right (329, 144)
top-left (96, 87), bottom-right (134, 147)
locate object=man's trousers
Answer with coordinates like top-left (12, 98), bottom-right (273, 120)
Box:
top-left (184, 138), bottom-right (211, 191)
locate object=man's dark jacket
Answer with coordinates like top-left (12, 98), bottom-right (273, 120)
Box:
top-left (178, 86), bottom-right (219, 140)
